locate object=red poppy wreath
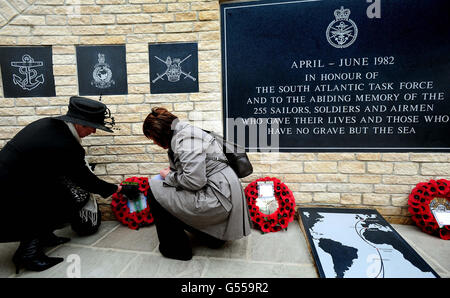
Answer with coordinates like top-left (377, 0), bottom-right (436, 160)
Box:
top-left (408, 179), bottom-right (450, 240)
top-left (245, 177), bottom-right (296, 233)
top-left (111, 176), bottom-right (154, 230)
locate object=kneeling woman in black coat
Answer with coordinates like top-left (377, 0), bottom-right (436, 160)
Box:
top-left (0, 96), bottom-right (139, 273)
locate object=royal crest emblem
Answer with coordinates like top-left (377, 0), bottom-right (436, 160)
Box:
top-left (326, 6), bottom-right (358, 49)
top-left (11, 54), bottom-right (45, 91)
top-left (152, 54), bottom-right (197, 83)
top-left (91, 53), bottom-right (115, 89)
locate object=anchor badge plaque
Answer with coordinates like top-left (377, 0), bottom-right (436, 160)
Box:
top-left (11, 54), bottom-right (45, 91)
top-left (0, 46), bottom-right (55, 98)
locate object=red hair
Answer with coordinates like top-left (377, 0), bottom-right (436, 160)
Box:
top-left (142, 107), bottom-right (178, 148)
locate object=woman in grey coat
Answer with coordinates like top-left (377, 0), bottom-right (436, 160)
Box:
top-left (143, 107), bottom-right (252, 260)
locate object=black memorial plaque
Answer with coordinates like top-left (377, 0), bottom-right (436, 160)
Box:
top-left (221, 0), bottom-right (450, 152)
top-left (0, 46), bottom-right (56, 98)
top-left (149, 43), bottom-right (199, 94)
top-left (76, 45), bottom-right (128, 96)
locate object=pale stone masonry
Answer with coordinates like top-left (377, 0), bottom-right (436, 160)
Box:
top-left (0, 0), bottom-right (449, 223)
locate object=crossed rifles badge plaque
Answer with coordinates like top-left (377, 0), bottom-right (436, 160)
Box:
top-left (0, 46), bottom-right (56, 98)
top-left (149, 42), bottom-right (199, 94)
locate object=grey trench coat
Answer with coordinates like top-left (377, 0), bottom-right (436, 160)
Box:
top-left (149, 121), bottom-right (252, 240)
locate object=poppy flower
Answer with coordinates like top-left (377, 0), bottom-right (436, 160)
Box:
top-left (128, 220), bottom-right (139, 230)
top-left (436, 179), bottom-right (450, 196)
top-left (261, 224), bottom-right (271, 233)
top-left (138, 178), bottom-right (149, 192)
top-left (144, 214), bottom-right (153, 224)
top-left (111, 198), bottom-right (120, 209)
top-left (115, 211), bottom-right (125, 222)
top-left (272, 226), bottom-right (281, 232)
top-left (117, 194), bottom-right (128, 205)
top-left (439, 229), bottom-right (450, 240)
top-left (134, 212), bottom-right (145, 224)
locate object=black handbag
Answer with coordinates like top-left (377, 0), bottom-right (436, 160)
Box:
top-left (71, 208), bottom-right (101, 237)
top-left (203, 130), bottom-right (253, 178)
top-left (61, 176), bottom-right (102, 236)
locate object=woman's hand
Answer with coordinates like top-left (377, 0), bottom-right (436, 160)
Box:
top-left (120, 184), bottom-right (141, 200)
top-left (160, 167), bottom-right (171, 179)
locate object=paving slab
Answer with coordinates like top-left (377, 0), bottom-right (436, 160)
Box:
top-left (94, 225), bottom-right (159, 252)
top-left (0, 241), bottom-right (19, 278)
top-left (249, 222), bottom-right (313, 264)
top-left (201, 258), bottom-right (317, 278)
top-left (54, 221), bottom-right (120, 246)
top-left (119, 254), bottom-right (208, 278)
top-left (16, 245), bottom-right (138, 278)
top-left (191, 234), bottom-right (249, 260)
top-left (0, 219), bottom-right (447, 278)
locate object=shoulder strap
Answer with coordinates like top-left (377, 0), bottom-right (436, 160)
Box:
top-left (202, 129), bottom-right (228, 163)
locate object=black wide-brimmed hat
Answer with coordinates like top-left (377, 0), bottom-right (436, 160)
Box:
top-left (55, 96), bottom-right (115, 133)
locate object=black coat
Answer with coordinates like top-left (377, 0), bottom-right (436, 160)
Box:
top-left (0, 117), bottom-right (117, 241)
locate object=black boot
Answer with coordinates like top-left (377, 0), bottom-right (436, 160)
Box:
top-left (40, 232), bottom-right (70, 247)
top-left (12, 238), bottom-right (64, 274)
top-left (158, 243), bottom-right (192, 261)
top-left (186, 226), bottom-right (226, 249)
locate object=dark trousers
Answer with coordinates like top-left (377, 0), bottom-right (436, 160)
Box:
top-left (148, 189), bottom-right (225, 261)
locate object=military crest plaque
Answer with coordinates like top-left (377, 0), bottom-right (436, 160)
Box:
top-left (221, 0), bottom-right (450, 152)
top-left (0, 46), bottom-right (56, 98)
top-left (76, 45), bottom-right (128, 96)
top-left (149, 43), bottom-right (199, 94)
